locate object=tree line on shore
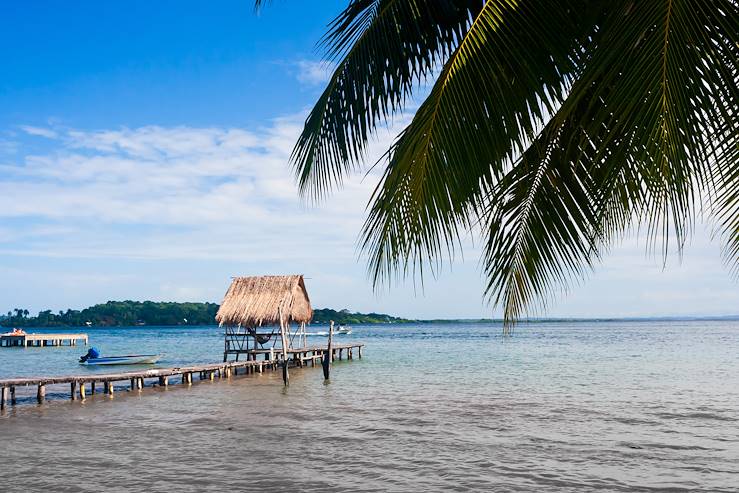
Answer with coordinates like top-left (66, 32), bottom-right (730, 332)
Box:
top-left (0, 301), bottom-right (410, 327)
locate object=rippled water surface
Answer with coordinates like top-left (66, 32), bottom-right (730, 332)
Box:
top-left (2, 321), bottom-right (739, 491)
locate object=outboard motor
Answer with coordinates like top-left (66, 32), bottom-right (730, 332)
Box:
top-left (79, 347), bottom-right (100, 363)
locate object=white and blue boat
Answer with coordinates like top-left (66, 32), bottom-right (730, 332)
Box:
top-left (79, 348), bottom-right (162, 366)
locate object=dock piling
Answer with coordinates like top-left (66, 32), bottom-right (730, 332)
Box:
top-left (322, 321), bottom-right (334, 380)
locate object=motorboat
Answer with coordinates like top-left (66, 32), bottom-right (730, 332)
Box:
top-left (80, 354), bottom-right (162, 366)
top-left (336, 325), bottom-right (352, 335)
top-left (79, 347), bottom-right (161, 365)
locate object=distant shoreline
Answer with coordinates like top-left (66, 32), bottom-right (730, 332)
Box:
top-left (4, 300), bottom-right (739, 329)
top-left (4, 315), bottom-right (739, 330)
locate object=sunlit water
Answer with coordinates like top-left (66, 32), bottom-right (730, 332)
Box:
top-left (2, 321), bottom-right (739, 492)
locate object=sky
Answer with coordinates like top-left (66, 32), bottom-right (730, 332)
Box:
top-left (0, 1), bottom-right (737, 319)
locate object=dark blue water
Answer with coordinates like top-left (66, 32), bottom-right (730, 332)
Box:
top-left (2, 320), bottom-right (739, 491)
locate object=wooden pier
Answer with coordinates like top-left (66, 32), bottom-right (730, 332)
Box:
top-left (0, 342), bottom-right (363, 410)
top-left (0, 332), bottom-right (88, 348)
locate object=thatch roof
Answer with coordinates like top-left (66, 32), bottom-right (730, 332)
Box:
top-left (215, 275), bottom-right (313, 327)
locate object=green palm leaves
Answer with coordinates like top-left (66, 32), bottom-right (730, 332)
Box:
top-left (263, 0), bottom-right (739, 327)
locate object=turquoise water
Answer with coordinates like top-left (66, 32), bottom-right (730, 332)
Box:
top-left (2, 320), bottom-right (739, 491)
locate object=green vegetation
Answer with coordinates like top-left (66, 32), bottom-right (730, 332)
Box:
top-left (1, 301), bottom-right (219, 328)
top-left (259, 1), bottom-right (739, 328)
top-left (0, 302), bottom-right (409, 327)
top-left (311, 308), bottom-right (411, 325)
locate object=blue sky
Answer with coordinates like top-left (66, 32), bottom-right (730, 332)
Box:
top-left (1, 1), bottom-right (737, 319)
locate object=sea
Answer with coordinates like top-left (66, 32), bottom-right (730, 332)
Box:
top-left (1, 320), bottom-right (739, 492)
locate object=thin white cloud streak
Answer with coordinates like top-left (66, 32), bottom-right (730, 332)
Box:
top-left (19, 125), bottom-right (58, 139)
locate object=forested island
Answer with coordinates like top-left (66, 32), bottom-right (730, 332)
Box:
top-left (0, 301), bottom-right (411, 327)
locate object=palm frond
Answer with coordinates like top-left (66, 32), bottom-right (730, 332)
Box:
top-left (292, 0), bottom-right (482, 199)
top-left (566, 0), bottom-right (739, 255)
top-left (360, 0), bottom-right (589, 286)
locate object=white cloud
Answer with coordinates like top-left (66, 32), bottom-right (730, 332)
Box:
top-left (0, 115), bottom-right (403, 264)
top-left (294, 59), bottom-right (335, 86)
top-left (19, 125), bottom-right (58, 139)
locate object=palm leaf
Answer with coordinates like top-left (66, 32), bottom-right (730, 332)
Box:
top-left (361, 0), bottom-right (590, 285)
top-left (293, 0), bottom-right (482, 199)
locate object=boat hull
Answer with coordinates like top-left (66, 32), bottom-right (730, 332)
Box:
top-left (81, 354), bottom-right (161, 365)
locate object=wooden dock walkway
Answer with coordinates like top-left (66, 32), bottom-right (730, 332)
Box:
top-left (0, 342), bottom-right (364, 409)
top-left (0, 332), bottom-right (88, 348)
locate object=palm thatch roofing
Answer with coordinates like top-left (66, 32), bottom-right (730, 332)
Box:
top-left (215, 275), bottom-right (313, 327)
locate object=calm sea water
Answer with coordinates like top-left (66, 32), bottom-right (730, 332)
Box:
top-left (2, 320), bottom-right (739, 492)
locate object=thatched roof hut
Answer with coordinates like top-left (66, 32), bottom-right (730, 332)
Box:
top-left (215, 275), bottom-right (313, 327)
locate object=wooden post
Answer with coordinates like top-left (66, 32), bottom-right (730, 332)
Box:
top-left (322, 320), bottom-right (334, 380)
top-left (1, 387), bottom-right (7, 410)
top-left (159, 376), bottom-right (168, 386)
top-left (105, 382), bottom-right (114, 396)
top-left (37, 384), bottom-right (46, 403)
top-left (70, 381), bottom-right (77, 400)
top-left (136, 377), bottom-right (143, 390)
top-left (79, 382), bottom-right (86, 400)
top-left (278, 306), bottom-right (289, 386)
top-left (10, 386), bottom-right (16, 404)
top-left (91, 382), bottom-right (96, 394)
top-left (358, 346), bottom-right (363, 358)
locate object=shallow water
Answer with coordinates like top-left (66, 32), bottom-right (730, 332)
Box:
top-left (2, 321), bottom-right (739, 491)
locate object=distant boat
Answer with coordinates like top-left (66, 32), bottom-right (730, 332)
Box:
top-left (80, 354), bottom-right (162, 366)
top-left (336, 325), bottom-right (352, 335)
top-left (305, 325), bottom-right (352, 336)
